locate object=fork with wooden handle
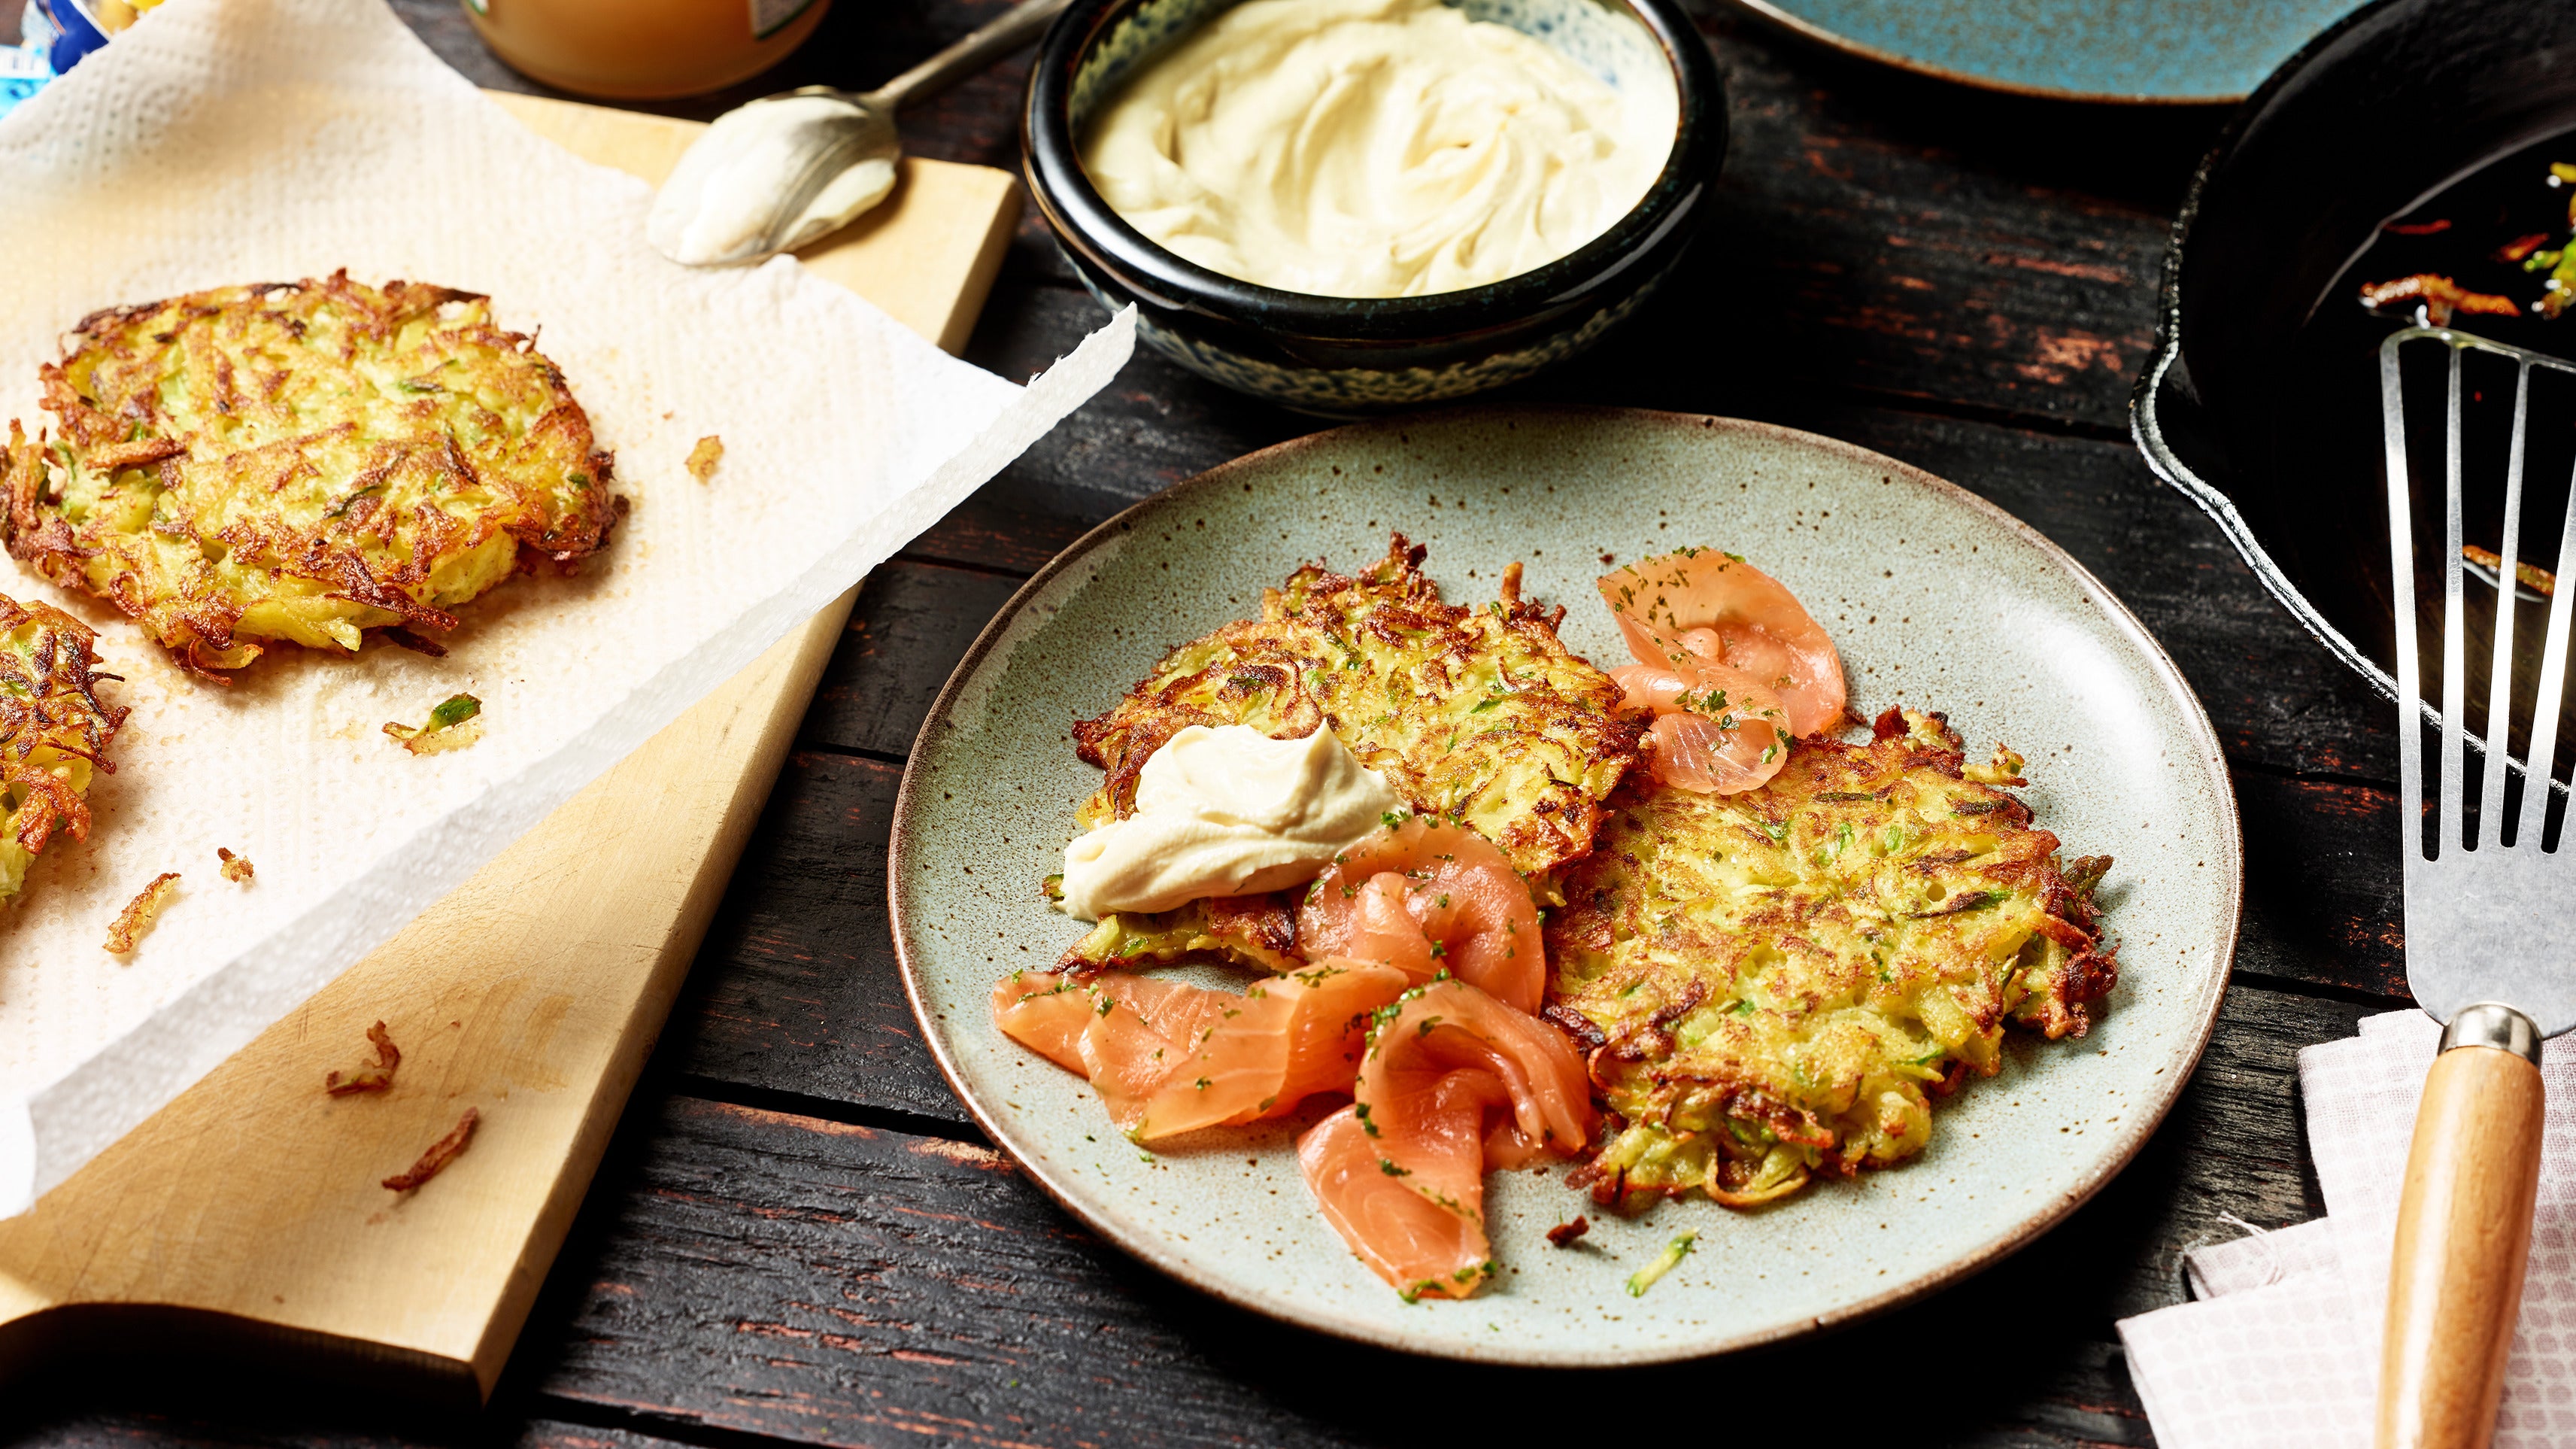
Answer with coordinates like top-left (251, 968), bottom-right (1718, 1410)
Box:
top-left (2376, 326), bottom-right (2570, 1449)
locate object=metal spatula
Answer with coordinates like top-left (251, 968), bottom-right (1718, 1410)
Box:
top-left (2378, 324), bottom-right (2569, 1449)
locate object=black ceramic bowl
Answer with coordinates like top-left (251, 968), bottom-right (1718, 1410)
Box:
top-left (1023, 0), bottom-right (1726, 414)
top-left (2134, 0), bottom-right (2576, 745)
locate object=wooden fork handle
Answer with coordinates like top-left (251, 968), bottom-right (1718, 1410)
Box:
top-left (2380, 1004), bottom-right (2546, 1449)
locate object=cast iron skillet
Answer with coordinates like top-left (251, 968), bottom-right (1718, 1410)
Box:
top-left (2133, 0), bottom-right (2576, 728)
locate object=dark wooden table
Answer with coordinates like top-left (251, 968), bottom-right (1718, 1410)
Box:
top-left (3, 4), bottom-right (2410, 1444)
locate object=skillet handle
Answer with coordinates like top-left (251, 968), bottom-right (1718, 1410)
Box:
top-left (2379, 1004), bottom-right (2545, 1449)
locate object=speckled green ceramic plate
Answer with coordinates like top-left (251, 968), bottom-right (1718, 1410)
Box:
top-left (890, 406), bottom-right (2239, 1365)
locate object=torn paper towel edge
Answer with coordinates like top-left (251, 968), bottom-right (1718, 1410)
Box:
top-left (0, 308), bottom-right (1136, 1218)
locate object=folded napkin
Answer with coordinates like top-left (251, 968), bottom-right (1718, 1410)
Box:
top-left (0, 0), bottom-right (1132, 1215)
top-left (2119, 1011), bottom-right (2576, 1447)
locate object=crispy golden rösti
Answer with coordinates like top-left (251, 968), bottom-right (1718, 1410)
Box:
top-left (1, 272), bottom-right (616, 677)
top-left (0, 594), bottom-right (127, 901)
top-left (1547, 708), bottom-right (2115, 1211)
top-left (1053, 891), bottom-right (1306, 976)
top-left (1069, 534), bottom-right (1643, 881)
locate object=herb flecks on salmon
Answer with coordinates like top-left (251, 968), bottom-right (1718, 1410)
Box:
top-left (993, 961), bottom-right (1409, 1140)
top-left (1300, 977), bottom-right (1593, 1300)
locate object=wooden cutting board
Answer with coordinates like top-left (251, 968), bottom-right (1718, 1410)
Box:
top-left (0, 92), bottom-right (1020, 1404)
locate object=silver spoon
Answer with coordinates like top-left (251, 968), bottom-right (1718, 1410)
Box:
top-left (648, 0), bottom-right (1073, 267)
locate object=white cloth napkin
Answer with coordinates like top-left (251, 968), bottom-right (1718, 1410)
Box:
top-left (2119, 1011), bottom-right (2576, 1447)
top-left (0, 0), bottom-right (1133, 1214)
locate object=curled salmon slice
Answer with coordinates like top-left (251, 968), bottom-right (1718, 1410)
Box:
top-left (1295, 817), bottom-right (1543, 1015)
top-left (1300, 1099), bottom-right (1491, 1302)
top-left (1298, 978), bottom-right (1594, 1299)
top-left (991, 970), bottom-right (1097, 1075)
top-left (991, 962), bottom-right (1409, 1140)
top-left (1608, 660), bottom-right (1792, 794)
top-left (1598, 548), bottom-right (1846, 737)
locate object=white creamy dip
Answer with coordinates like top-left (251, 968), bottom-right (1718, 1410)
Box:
top-left (1079, 0), bottom-right (1676, 298)
top-left (1058, 724), bottom-right (1405, 921)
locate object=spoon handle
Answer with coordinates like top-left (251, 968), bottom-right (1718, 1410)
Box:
top-left (865, 0), bottom-right (1076, 112)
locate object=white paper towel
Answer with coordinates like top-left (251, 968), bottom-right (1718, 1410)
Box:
top-left (0, 0), bottom-right (1134, 1214)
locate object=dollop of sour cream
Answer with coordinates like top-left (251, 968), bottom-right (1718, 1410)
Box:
top-left (1079, 0), bottom-right (1676, 299)
top-left (648, 95), bottom-right (899, 265)
top-left (1058, 724), bottom-right (1406, 921)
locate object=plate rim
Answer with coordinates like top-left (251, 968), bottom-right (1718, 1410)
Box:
top-left (887, 402), bottom-right (2244, 1365)
top-left (1725, 0), bottom-right (2257, 105)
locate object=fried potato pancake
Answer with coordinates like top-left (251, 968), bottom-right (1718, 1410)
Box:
top-left (1072, 534), bottom-right (1642, 885)
top-left (0, 594), bottom-right (127, 901)
top-left (1056, 891), bottom-right (1306, 975)
top-left (1, 272), bottom-right (616, 677)
top-left (1546, 708), bottom-right (2115, 1211)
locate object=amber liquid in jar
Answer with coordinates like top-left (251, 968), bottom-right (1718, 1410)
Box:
top-left (465, 0), bottom-right (832, 100)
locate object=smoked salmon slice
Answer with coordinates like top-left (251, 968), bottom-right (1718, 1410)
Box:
top-left (1296, 818), bottom-right (1546, 1014)
top-left (1298, 978), bottom-right (1594, 1299)
top-left (1608, 659), bottom-right (1792, 794)
top-left (1598, 548), bottom-right (1848, 740)
top-left (991, 961), bottom-right (1409, 1140)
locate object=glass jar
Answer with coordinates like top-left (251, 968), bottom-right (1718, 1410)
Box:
top-left (465, 0), bottom-right (832, 100)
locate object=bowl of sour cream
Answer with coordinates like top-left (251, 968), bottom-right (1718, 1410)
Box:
top-left (1023, 0), bottom-right (1724, 412)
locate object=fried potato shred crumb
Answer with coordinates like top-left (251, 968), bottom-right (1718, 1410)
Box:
top-left (2359, 272), bottom-right (2521, 325)
top-left (326, 1020), bottom-right (401, 1095)
top-left (383, 1106), bottom-right (478, 1192)
top-left (1546, 1217), bottom-right (1591, 1248)
top-left (1964, 745), bottom-right (2028, 786)
top-left (2467, 543), bottom-right (2559, 597)
top-left (1625, 1232), bottom-right (1695, 1297)
top-left (103, 870), bottom-right (177, 954)
top-left (384, 693), bottom-right (484, 755)
top-left (686, 435), bottom-right (724, 484)
top-left (217, 846), bottom-right (253, 882)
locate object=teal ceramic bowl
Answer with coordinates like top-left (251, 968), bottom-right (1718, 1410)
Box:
top-left (1023, 0), bottom-right (1726, 415)
top-left (1732, 0), bottom-right (2360, 104)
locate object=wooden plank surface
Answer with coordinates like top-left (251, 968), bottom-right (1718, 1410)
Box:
top-left (0, 92), bottom-right (1021, 1404)
top-left (3, 0), bottom-right (2420, 1444)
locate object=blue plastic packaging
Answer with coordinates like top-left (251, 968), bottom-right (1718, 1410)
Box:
top-left (0, 0), bottom-right (156, 119)
top-left (1, 0), bottom-right (56, 119)
top-left (32, 0), bottom-right (111, 72)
